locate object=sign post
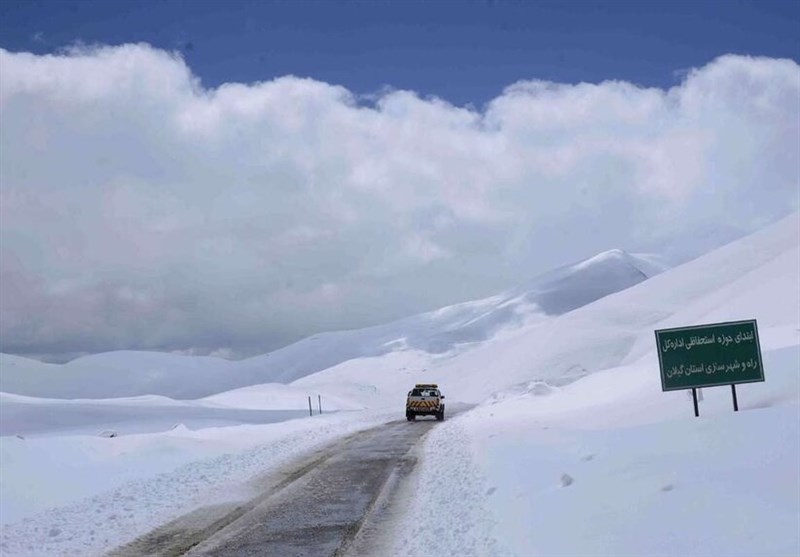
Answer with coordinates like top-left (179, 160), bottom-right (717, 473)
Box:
top-left (655, 320), bottom-right (764, 417)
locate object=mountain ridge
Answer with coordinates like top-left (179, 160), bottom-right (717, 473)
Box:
top-left (0, 248), bottom-right (660, 399)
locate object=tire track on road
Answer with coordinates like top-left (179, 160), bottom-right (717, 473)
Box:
top-left (108, 416), bottom-right (443, 557)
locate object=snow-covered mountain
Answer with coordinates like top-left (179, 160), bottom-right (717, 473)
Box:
top-left (293, 212), bottom-right (799, 406)
top-left (1, 215), bottom-right (797, 557)
top-left (0, 249), bottom-right (661, 399)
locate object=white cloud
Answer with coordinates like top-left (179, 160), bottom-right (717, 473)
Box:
top-left (1, 45), bottom-right (798, 359)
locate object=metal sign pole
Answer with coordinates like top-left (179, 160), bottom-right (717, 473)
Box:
top-left (731, 384), bottom-right (739, 412)
top-left (692, 388), bottom-right (699, 417)
top-left (308, 396), bottom-right (313, 416)
top-left (318, 394), bottom-right (322, 415)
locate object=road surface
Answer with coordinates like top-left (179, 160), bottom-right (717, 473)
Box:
top-left (109, 412), bottom-right (452, 556)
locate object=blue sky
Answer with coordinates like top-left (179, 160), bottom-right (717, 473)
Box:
top-left (1, 0), bottom-right (798, 106)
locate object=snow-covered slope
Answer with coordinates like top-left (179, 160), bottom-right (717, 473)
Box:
top-left (295, 213), bottom-right (798, 407)
top-left (233, 247), bottom-right (660, 382)
top-left (0, 351), bottom-right (229, 400)
top-left (381, 214), bottom-right (800, 557)
top-left (0, 387), bottom-right (339, 438)
top-left (0, 216), bottom-right (796, 557)
top-left (0, 249), bottom-right (659, 399)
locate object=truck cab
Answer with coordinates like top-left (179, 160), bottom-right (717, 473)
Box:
top-left (406, 383), bottom-right (445, 421)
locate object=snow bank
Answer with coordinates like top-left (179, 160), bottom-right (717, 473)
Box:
top-left (380, 340), bottom-right (799, 556)
top-left (445, 345), bottom-right (799, 556)
top-left (379, 213), bottom-right (800, 556)
top-left (0, 384), bottom-right (335, 437)
top-left (199, 382), bottom-right (359, 411)
top-left (0, 410), bottom-right (395, 556)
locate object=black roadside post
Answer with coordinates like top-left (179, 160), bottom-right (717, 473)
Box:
top-left (731, 384), bottom-right (739, 411)
top-left (318, 395), bottom-right (322, 415)
top-left (308, 396), bottom-right (313, 416)
top-left (692, 388), bottom-right (700, 417)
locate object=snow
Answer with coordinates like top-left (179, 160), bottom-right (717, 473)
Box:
top-left (468, 404), bottom-right (797, 557)
top-left (0, 410), bottom-right (396, 555)
top-left (377, 213), bottom-right (800, 557)
top-left (0, 396), bottom-right (311, 438)
top-left (0, 249), bottom-right (657, 399)
top-left (199, 383), bottom-right (358, 411)
top-left (381, 416), bottom-right (507, 557)
top-left (0, 382), bottom-right (354, 437)
top-left (1, 213), bottom-right (798, 556)
top-left (386, 341), bottom-right (798, 557)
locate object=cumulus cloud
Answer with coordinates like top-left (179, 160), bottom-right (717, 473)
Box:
top-left (1, 45), bottom-right (798, 360)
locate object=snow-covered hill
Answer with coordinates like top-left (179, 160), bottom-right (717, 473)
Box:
top-left (0, 388), bottom-right (339, 438)
top-left (0, 214), bottom-right (797, 557)
top-left (381, 213), bottom-right (800, 557)
top-left (295, 213), bottom-right (799, 408)
top-left (0, 249), bottom-right (660, 399)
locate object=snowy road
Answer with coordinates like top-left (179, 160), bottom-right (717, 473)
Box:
top-left (108, 413), bottom-right (452, 557)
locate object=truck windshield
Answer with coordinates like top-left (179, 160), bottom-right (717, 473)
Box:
top-left (411, 389), bottom-right (438, 397)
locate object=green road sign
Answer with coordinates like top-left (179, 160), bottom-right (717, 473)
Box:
top-left (655, 320), bottom-right (765, 392)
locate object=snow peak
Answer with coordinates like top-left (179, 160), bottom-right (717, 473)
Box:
top-left (406, 383), bottom-right (445, 421)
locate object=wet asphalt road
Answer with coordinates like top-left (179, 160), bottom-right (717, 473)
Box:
top-left (109, 414), bottom-right (445, 557)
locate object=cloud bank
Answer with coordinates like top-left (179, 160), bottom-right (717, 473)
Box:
top-left (1, 45), bottom-right (798, 360)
